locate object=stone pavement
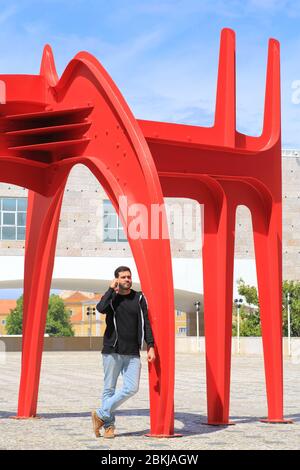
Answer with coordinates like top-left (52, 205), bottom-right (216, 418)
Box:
top-left (0, 351), bottom-right (299, 450)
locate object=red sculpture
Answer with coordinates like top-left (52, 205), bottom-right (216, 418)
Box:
top-left (0, 28), bottom-right (290, 436)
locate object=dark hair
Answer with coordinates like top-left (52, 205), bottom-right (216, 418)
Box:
top-left (114, 266), bottom-right (131, 278)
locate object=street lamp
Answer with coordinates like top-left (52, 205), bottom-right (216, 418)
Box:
top-left (286, 292), bottom-right (293, 357)
top-left (86, 305), bottom-right (96, 349)
top-left (234, 298), bottom-right (243, 354)
top-left (194, 301), bottom-right (201, 351)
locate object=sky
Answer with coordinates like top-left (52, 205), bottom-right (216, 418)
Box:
top-left (0, 0), bottom-right (299, 145)
top-left (0, 0), bottom-right (300, 298)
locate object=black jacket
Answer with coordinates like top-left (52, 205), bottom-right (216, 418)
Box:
top-left (96, 287), bottom-right (154, 354)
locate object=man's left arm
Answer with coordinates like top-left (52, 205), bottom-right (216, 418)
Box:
top-left (141, 294), bottom-right (156, 363)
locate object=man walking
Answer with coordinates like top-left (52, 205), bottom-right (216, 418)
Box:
top-left (91, 266), bottom-right (155, 438)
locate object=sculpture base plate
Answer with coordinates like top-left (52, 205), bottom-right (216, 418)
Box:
top-left (260, 418), bottom-right (294, 424)
top-left (9, 415), bottom-right (42, 420)
top-left (201, 421), bottom-right (236, 426)
top-left (144, 433), bottom-right (183, 438)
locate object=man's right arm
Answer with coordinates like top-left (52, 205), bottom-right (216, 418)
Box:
top-left (96, 287), bottom-right (114, 314)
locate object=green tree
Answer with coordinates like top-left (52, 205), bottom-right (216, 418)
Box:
top-left (232, 278), bottom-right (300, 337)
top-left (282, 280), bottom-right (300, 337)
top-left (6, 294), bottom-right (74, 337)
top-left (236, 278), bottom-right (258, 305)
top-left (232, 304), bottom-right (262, 336)
top-left (232, 279), bottom-right (261, 336)
top-left (232, 278), bottom-right (261, 336)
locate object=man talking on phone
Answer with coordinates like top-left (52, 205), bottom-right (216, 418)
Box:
top-left (91, 266), bottom-right (155, 439)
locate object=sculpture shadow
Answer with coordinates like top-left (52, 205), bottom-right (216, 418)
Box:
top-left (3, 409), bottom-right (299, 438)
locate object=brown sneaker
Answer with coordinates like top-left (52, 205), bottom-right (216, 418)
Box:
top-left (91, 410), bottom-right (105, 437)
top-left (103, 425), bottom-right (115, 439)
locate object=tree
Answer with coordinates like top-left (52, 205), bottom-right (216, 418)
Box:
top-left (236, 278), bottom-right (258, 306)
top-left (232, 304), bottom-right (261, 336)
top-left (6, 296), bottom-right (23, 335)
top-left (282, 281), bottom-right (300, 337)
top-left (232, 278), bottom-right (300, 337)
top-left (6, 294), bottom-right (74, 337)
top-left (233, 278), bottom-right (261, 336)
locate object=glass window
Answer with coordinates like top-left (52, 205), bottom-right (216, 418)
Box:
top-left (3, 213), bottom-right (15, 225)
top-left (118, 227), bottom-right (127, 241)
top-left (103, 228), bottom-right (118, 242)
top-left (0, 198), bottom-right (27, 240)
top-left (178, 327), bottom-right (187, 335)
top-left (17, 212), bottom-right (26, 226)
top-left (2, 199), bottom-right (16, 211)
top-left (17, 227), bottom-right (26, 240)
top-left (103, 213), bottom-right (117, 229)
top-left (103, 199), bottom-right (127, 242)
top-left (2, 226), bottom-right (16, 240)
top-left (17, 199), bottom-right (27, 211)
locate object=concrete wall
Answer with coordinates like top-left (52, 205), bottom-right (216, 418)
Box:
top-left (0, 336), bottom-right (103, 352)
top-left (1, 336), bottom-right (300, 358)
top-left (175, 336), bottom-right (300, 358)
top-left (0, 164), bottom-right (202, 259)
top-left (234, 150), bottom-right (300, 280)
top-left (1, 151), bottom-right (300, 278)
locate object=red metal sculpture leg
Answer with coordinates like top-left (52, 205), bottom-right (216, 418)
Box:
top-left (17, 181), bottom-right (68, 417)
top-left (159, 175), bottom-right (237, 425)
top-left (252, 202), bottom-right (292, 423)
top-left (202, 189), bottom-right (236, 425)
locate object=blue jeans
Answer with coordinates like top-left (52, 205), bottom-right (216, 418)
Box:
top-left (96, 353), bottom-right (141, 429)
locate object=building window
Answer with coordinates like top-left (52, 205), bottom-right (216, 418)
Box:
top-left (178, 327), bottom-right (187, 335)
top-left (0, 198), bottom-right (27, 240)
top-left (1, 320), bottom-right (6, 325)
top-left (103, 199), bottom-right (127, 242)
top-left (176, 310), bottom-right (182, 317)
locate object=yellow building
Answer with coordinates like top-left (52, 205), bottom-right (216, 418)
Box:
top-left (60, 291), bottom-right (106, 337)
top-left (175, 309), bottom-right (187, 336)
top-left (61, 291), bottom-right (188, 338)
top-left (0, 299), bottom-right (17, 335)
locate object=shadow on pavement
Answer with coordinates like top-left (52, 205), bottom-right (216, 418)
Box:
top-left (2, 409), bottom-right (298, 437)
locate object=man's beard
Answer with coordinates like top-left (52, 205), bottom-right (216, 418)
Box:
top-left (119, 283), bottom-right (131, 291)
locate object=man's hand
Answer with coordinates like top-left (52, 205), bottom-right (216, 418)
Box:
top-left (147, 347), bottom-right (156, 363)
top-left (110, 278), bottom-right (119, 292)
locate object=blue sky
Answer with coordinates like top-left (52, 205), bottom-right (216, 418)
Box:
top-left (0, 0), bottom-right (300, 299)
top-left (0, 0), bottom-right (299, 146)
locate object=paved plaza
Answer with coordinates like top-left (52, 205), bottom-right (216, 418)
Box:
top-left (0, 351), bottom-right (299, 450)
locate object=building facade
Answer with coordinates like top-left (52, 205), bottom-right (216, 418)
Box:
top-left (0, 299), bottom-right (16, 335)
top-left (0, 150), bottom-right (299, 336)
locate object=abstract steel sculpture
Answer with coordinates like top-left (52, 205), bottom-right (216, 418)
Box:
top-left (0, 28), bottom-right (290, 437)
